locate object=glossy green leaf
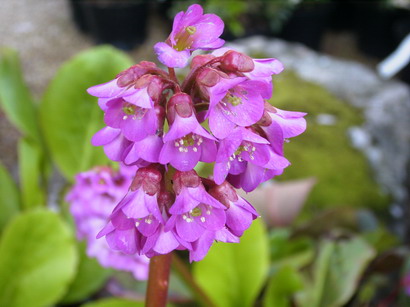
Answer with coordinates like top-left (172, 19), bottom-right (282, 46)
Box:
top-left (263, 265), bottom-right (304, 307)
top-left (0, 210), bottom-right (77, 307)
top-left (40, 46), bottom-right (132, 180)
top-left (298, 237), bottom-right (375, 307)
top-left (62, 241), bottom-right (111, 303)
top-left (193, 219), bottom-right (269, 307)
top-left (0, 161), bottom-right (20, 231)
top-left (81, 298), bottom-right (145, 307)
top-left (18, 138), bottom-right (46, 209)
top-left (0, 48), bottom-right (40, 140)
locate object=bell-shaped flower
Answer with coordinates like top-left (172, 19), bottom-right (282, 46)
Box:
top-left (159, 93), bottom-right (217, 171)
top-left (103, 98), bottom-right (158, 142)
top-left (98, 165), bottom-right (164, 255)
top-left (214, 127), bottom-right (271, 184)
top-left (154, 4), bottom-right (224, 68)
top-left (206, 77), bottom-right (267, 138)
top-left (164, 170), bottom-right (226, 243)
top-left (258, 103), bottom-right (307, 155)
top-left (209, 181), bottom-right (258, 237)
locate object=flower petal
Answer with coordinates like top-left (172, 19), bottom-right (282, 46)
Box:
top-left (154, 42), bottom-right (190, 68)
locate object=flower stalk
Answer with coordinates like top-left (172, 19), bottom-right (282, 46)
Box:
top-left (145, 253), bottom-right (173, 307)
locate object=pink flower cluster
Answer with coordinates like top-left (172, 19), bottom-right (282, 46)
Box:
top-left (67, 165), bottom-right (149, 279)
top-left (84, 4), bottom-right (306, 261)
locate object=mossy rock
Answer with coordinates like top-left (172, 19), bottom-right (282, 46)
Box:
top-left (270, 72), bottom-right (389, 212)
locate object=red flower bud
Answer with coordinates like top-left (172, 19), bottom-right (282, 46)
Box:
top-left (220, 50), bottom-right (255, 73)
top-left (209, 181), bottom-right (239, 208)
top-left (167, 93), bottom-right (193, 124)
top-left (191, 54), bottom-right (215, 69)
top-left (172, 170), bottom-right (201, 194)
top-left (197, 68), bottom-right (220, 87)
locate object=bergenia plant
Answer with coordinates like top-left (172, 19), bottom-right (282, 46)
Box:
top-left (68, 3), bottom-right (306, 306)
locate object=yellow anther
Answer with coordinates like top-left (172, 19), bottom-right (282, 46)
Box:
top-left (185, 26), bottom-right (197, 35)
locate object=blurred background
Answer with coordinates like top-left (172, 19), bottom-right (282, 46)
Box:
top-left (0, 0), bottom-right (410, 306)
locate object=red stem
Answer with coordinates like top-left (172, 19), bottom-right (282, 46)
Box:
top-left (168, 67), bottom-right (178, 84)
top-left (145, 253), bottom-right (173, 307)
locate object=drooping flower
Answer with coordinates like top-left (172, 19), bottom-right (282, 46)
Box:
top-left (209, 181), bottom-right (258, 236)
top-left (206, 77), bottom-right (268, 138)
top-left (154, 4), bottom-right (224, 68)
top-left (66, 165), bottom-right (150, 280)
top-left (257, 102), bottom-right (307, 155)
top-left (99, 165), bottom-right (165, 255)
top-left (165, 170), bottom-right (226, 253)
top-left (159, 93), bottom-right (217, 171)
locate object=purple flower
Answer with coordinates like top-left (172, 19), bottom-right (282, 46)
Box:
top-left (258, 103), bottom-right (307, 155)
top-left (159, 93), bottom-right (216, 171)
top-left (209, 181), bottom-right (258, 237)
top-left (206, 77), bottom-right (267, 138)
top-left (165, 170), bottom-right (226, 242)
top-left (66, 165), bottom-right (149, 280)
top-left (213, 127), bottom-right (290, 192)
top-left (103, 98), bottom-right (158, 142)
top-left (99, 165), bottom-right (165, 255)
top-left (154, 4), bottom-right (224, 68)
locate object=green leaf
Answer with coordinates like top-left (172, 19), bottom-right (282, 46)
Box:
top-left (270, 229), bottom-right (314, 269)
top-left (193, 219), bottom-right (269, 307)
top-left (298, 237), bottom-right (376, 307)
top-left (0, 161), bottom-right (20, 231)
top-left (62, 241), bottom-right (111, 303)
top-left (81, 298), bottom-right (145, 307)
top-left (0, 48), bottom-right (40, 140)
top-left (263, 265), bottom-right (304, 307)
top-left (40, 46), bottom-right (132, 180)
top-left (0, 210), bottom-right (77, 307)
top-left (18, 138), bottom-right (46, 209)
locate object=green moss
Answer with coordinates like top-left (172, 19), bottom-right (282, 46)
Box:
top-left (270, 72), bottom-right (389, 212)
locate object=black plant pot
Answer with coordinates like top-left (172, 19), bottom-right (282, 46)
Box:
top-left (278, 3), bottom-right (334, 51)
top-left (69, 0), bottom-right (149, 50)
top-left (68, 0), bottom-right (89, 33)
top-left (355, 4), bottom-right (396, 59)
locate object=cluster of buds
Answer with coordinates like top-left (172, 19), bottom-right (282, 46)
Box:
top-left (84, 4), bottom-right (306, 261)
top-left (66, 165), bottom-right (149, 279)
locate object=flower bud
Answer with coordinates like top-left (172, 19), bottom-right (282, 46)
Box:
top-left (172, 170), bottom-right (201, 194)
top-left (197, 68), bottom-right (220, 87)
top-left (130, 165), bottom-right (163, 195)
top-left (209, 181), bottom-right (239, 208)
top-left (220, 50), bottom-right (255, 73)
top-left (116, 62), bottom-right (156, 87)
top-left (256, 110), bottom-right (273, 127)
top-left (191, 54), bottom-right (215, 69)
top-left (166, 93), bottom-right (193, 124)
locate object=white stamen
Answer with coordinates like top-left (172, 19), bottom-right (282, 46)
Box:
top-left (175, 142), bottom-right (180, 147)
top-left (200, 217), bottom-right (206, 222)
top-left (123, 115), bottom-right (128, 120)
top-left (193, 147), bottom-right (198, 152)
